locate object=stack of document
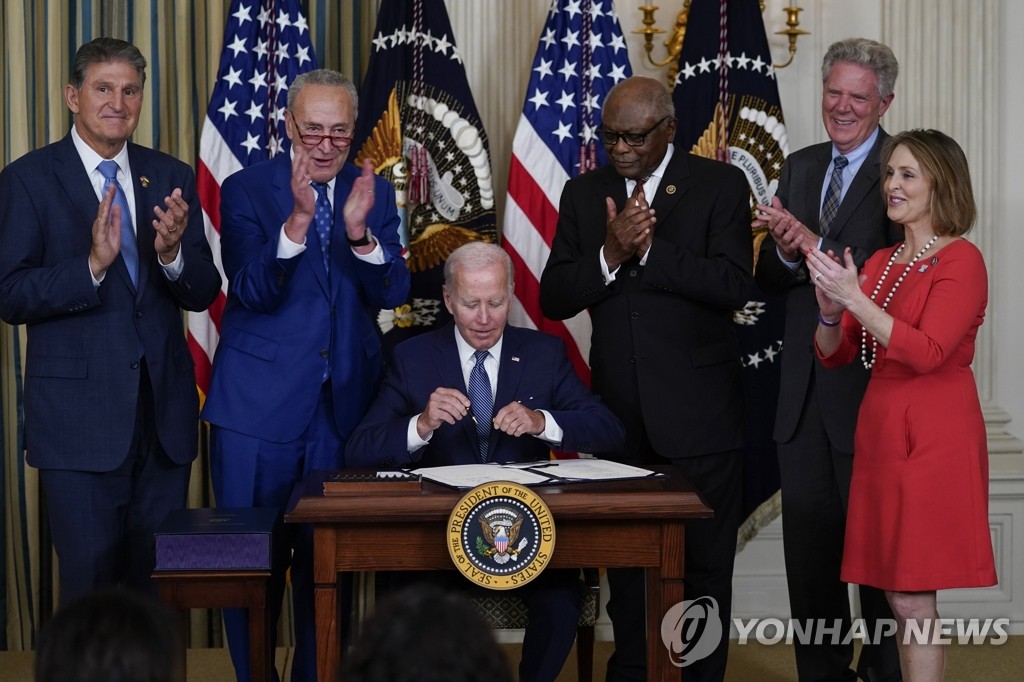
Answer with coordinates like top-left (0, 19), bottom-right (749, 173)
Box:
top-left (406, 458), bottom-right (663, 490)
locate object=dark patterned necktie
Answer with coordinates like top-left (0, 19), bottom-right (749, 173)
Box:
top-left (468, 350), bottom-right (493, 462)
top-left (97, 160), bottom-right (139, 286)
top-left (819, 155), bottom-right (849, 237)
top-left (312, 182), bottom-right (332, 273)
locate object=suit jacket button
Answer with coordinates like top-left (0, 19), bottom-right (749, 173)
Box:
top-left (629, 268), bottom-right (637, 277)
top-left (130, 361), bottom-right (140, 369)
top-left (631, 312), bottom-right (639, 320)
top-left (135, 310), bottom-right (143, 318)
top-left (320, 349), bottom-right (329, 358)
top-left (629, 355), bottom-right (636, 364)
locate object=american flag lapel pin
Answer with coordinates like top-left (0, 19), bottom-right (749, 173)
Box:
top-left (139, 176), bottom-right (150, 187)
top-left (511, 356), bottom-right (520, 362)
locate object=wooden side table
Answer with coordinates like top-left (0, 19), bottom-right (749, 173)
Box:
top-left (153, 569), bottom-right (272, 682)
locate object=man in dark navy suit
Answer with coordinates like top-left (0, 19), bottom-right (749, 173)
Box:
top-left (346, 242), bottom-right (624, 682)
top-left (201, 69), bottom-right (410, 682)
top-left (0, 38), bottom-right (222, 605)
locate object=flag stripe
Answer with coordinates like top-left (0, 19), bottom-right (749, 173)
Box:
top-left (187, 0), bottom-right (317, 397)
top-left (503, 238), bottom-right (590, 382)
top-left (502, 0), bottom-right (633, 392)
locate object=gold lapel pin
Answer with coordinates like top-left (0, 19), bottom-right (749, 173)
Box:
top-left (665, 185), bottom-right (677, 195)
top-left (140, 176), bottom-right (150, 187)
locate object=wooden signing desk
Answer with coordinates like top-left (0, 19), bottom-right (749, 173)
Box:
top-left (284, 466), bottom-right (712, 681)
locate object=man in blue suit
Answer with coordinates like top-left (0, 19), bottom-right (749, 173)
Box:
top-left (201, 69), bottom-right (410, 682)
top-left (346, 242), bottom-right (624, 682)
top-left (0, 38), bottom-right (222, 604)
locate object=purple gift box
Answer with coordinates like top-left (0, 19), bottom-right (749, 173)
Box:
top-left (155, 507), bottom-right (277, 571)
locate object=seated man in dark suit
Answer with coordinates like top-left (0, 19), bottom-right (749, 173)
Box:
top-left (346, 241), bottom-right (625, 682)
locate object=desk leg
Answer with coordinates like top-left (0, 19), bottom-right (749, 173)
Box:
top-left (650, 520), bottom-right (686, 681)
top-left (313, 526), bottom-right (340, 682)
top-left (170, 606), bottom-right (189, 682)
top-left (248, 602), bottom-right (271, 682)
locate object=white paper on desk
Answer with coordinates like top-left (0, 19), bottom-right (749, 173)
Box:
top-left (409, 464), bottom-right (550, 489)
top-left (526, 458), bottom-right (661, 481)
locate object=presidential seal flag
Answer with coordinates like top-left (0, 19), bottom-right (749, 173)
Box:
top-left (502, 0), bottom-right (633, 383)
top-left (188, 0), bottom-right (318, 401)
top-left (353, 0), bottom-right (496, 346)
top-left (672, 0), bottom-right (786, 544)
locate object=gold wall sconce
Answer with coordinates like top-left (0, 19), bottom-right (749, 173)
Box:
top-left (633, 1), bottom-right (809, 85)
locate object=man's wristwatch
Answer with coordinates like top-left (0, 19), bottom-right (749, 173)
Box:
top-left (347, 228), bottom-right (372, 247)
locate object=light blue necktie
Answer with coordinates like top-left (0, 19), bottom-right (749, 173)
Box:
top-left (98, 160), bottom-right (139, 286)
top-left (312, 182), bottom-right (332, 274)
top-left (819, 155), bottom-right (849, 237)
top-left (468, 350), bottom-right (493, 462)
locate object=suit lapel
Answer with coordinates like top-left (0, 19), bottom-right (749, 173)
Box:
top-left (494, 328), bottom-right (524, 413)
top-left (828, 132), bottom-right (886, 241)
top-left (800, 144), bottom-right (832, 235)
top-left (491, 328), bottom-right (529, 457)
top-left (127, 144), bottom-right (153, 297)
top-left (649, 151), bottom-right (690, 219)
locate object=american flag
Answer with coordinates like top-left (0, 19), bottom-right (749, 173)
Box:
top-left (187, 0), bottom-right (317, 400)
top-left (502, 0), bottom-right (632, 383)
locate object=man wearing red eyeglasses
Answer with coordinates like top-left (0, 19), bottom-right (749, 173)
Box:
top-left (201, 69), bottom-right (410, 682)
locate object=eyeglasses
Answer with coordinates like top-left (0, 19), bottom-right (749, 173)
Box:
top-left (596, 116), bottom-right (671, 147)
top-left (298, 132), bottom-right (354, 149)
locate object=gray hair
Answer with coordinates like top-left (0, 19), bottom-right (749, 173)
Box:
top-left (821, 38), bottom-right (899, 99)
top-left (70, 37), bottom-right (147, 90)
top-left (606, 76), bottom-right (676, 120)
top-left (443, 242), bottom-right (514, 297)
top-left (287, 69), bottom-right (359, 112)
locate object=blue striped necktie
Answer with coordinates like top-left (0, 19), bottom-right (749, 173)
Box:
top-left (468, 350), bottom-right (493, 462)
top-left (819, 155), bottom-right (849, 237)
top-left (312, 182), bottom-right (332, 273)
top-left (98, 160), bottom-right (139, 286)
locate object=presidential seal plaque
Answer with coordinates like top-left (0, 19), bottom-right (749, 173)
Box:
top-left (447, 481), bottom-right (556, 590)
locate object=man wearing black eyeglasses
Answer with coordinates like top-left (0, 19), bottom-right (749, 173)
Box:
top-left (201, 69), bottom-right (410, 682)
top-left (540, 75), bottom-right (752, 682)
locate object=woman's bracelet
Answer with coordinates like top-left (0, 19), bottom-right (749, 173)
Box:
top-left (817, 311), bottom-right (841, 328)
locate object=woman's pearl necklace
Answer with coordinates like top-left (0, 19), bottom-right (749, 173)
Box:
top-left (860, 234), bottom-right (940, 370)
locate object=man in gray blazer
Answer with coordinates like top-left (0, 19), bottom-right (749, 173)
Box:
top-left (754, 38), bottom-right (902, 682)
top-left (0, 38), bottom-right (222, 605)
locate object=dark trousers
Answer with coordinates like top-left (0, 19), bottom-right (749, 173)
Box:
top-left (778, 382), bottom-right (899, 682)
top-left (605, 447), bottom-right (743, 682)
top-left (40, 361), bottom-right (190, 606)
top-left (211, 383), bottom-right (347, 682)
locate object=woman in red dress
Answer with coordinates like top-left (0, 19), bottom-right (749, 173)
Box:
top-left (804, 129), bottom-right (997, 681)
